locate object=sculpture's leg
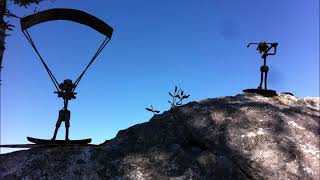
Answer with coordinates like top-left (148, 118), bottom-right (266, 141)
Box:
top-left (264, 66), bottom-right (269, 89)
top-left (258, 66), bottom-right (263, 89)
top-left (65, 128), bottom-right (69, 141)
top-left (52, 127), bottom-right (59, 140)
top-left (64, 110), bottom-right (71, 141)
top-left (52, 110), bottom-right (63, 140)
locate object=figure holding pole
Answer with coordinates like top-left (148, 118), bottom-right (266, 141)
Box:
top-left (243, 41), bottom-right (278, 97)
top-left (247, 41), bottom-right (278, 89)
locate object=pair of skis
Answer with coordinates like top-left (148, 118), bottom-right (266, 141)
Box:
top-left (0, 137), bottom-right (94, 148)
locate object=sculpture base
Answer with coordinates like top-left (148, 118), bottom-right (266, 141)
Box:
top-left (27, 137), bottom-right (91, 145)
top-left (243, 88), bottom-right (277, 97)
top-left (0, 143), bottom-right (97, 148)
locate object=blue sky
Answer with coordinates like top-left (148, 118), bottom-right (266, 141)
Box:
top-left (1, 0), bottom-right (319, 153)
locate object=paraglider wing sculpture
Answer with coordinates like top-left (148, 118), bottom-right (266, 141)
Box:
top-left (20, 8), bottom-right (113, 91)
top-left (19, 8), bottom-right (113, 143)
top-left (20, 8), bottom-right (113, 38)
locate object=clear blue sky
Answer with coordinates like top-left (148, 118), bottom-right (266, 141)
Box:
top-left (1, 0), bottom-right (319, 153)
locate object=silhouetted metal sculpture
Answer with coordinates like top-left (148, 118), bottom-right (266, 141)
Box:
top-left (247, 41), bottom-right (278, 89)
top-left (19, 8), bottom-right (113, 144)
top-left (168, 86), bottom-right (190, 107)
top-left (145, 105), bottom-right (160, 115)
top-left (243, 41), bottom-right (278, 97)
top-left (51, 79), bottom-right (76, 141)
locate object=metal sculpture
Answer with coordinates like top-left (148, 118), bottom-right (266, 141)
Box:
top-left (247, 41), bottom-right (278, 89)
top-left (243, 41), bottom-right (278, 97)
top-left (20, 8), bottom-right (113, 143)
top-left (145, 105), bottom-right (160, 115)
top-left (168, 86), bottom-right (190, 107)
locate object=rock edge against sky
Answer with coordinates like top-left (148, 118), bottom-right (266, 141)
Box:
top-left (1, 93), bottom-right (319, 180)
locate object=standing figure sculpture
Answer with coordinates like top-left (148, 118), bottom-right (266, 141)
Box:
top-left (51, 79), bottom-right (77, 141)
top-left (247, 41), bottom-right (278, 89)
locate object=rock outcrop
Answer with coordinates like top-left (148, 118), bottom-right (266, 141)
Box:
top-left (1, 93), bottom-right (319, 180)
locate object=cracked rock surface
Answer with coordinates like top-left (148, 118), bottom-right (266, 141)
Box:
top-left (1, 93), bottom-right (319, 179)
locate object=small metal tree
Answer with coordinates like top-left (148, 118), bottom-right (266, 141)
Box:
top-left (168, 86), bottom-right (190, 107)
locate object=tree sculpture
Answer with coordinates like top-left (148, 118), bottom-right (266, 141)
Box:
top-left (168, 86), bottom-right (190, 107)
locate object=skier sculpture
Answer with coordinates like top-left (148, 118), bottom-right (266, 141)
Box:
top-left (247, 41), bottom-right (278, 89)
top-left (18, 8), bottom-right (113, 144)
top-left (51, 79), bottom-right (76, 141)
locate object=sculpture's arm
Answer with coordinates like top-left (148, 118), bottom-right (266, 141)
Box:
top-left (267, 43), bottom-right (278, 55)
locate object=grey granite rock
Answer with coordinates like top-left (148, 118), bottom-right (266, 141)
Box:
top-left (1, 93), bottom-right (319, 180)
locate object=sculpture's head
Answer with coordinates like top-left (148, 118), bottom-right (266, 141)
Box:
top-left (59, 79), bottom-right (74, 92)
top-left (257, 41), bottom-right (269, 54)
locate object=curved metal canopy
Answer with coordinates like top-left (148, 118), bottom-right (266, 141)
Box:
top-left (20, 8), bottom-right (113, 92)
top-left (20, 8), bottom-right (113, 38)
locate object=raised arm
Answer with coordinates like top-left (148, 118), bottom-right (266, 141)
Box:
top-left (266, 43), bottom-right (278, 55)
